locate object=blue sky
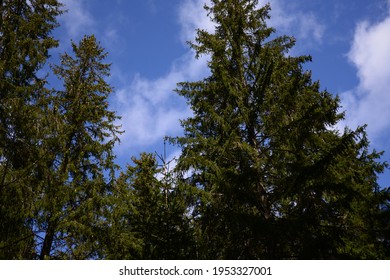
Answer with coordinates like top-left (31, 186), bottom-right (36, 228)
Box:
top-left (52, 0), bottom-right (390, 187)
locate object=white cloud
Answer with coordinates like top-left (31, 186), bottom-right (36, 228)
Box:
top-left (114, 52), bottom-right (208, 149)
top-left (340, 12), bottom-right (390, 141)
top-left (297, 13), bottom-right (325, 43)
top-left (60, 0), bottom-right (95, 38)
top-left (178, 0), bottom-right (214, 44)
top-left (257, 0), bottom-right (325, 46)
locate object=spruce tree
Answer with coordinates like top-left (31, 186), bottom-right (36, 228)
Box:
top-left (174, 0), bottom-right (389, 259)
top-left (108, 153), bottom-right (195, 259)
top-left (36, 35), bottom-right (122, 259)
top-left (0, 0), bottom-right (62, 259)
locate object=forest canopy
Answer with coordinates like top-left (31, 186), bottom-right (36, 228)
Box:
top-left (0, 0), bottom-right (389, 259)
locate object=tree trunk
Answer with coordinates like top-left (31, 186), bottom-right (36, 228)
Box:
top-left (39, 221), bottom-right (55, 260)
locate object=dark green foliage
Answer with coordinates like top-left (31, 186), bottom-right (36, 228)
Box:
top-left (1, 0), bottom-right (388, 260)
top-left (0, 0), bottom-right (62, 259)
top-left (0, 1), bottom-right (122, 259)
top-left (174, 0), bottom-right (389, 259)
top-left (35, 35), bottom-right (122, 259)
top-left (106, 153), bottom-right (195, 259)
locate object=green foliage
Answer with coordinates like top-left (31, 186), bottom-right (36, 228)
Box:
top-left (174, 0), bottom-right (389, 259)
top-left (106, 153), bottom-right (196, 259)
top-left (34, 35), bottom-right (122, 259)
top-left (1, 0), bottom-right (388, 260)
top-left (0, 0), bottom-right (62, 259)
top-left (0, 1), bottom-right (123, 259)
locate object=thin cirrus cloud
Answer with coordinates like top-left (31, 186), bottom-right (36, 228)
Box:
top-left (59, 0), bottom-right (95, 38)
top-left (178, 0), bottom-right (214, 43)
top-left (340, 6), bottom-right (390, 144)
top-left (258, 0), bottom-right (325, 47)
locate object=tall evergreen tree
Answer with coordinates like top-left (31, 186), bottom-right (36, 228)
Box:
top-left (0, 0), bottom-right (62, 259)
top-left (107, 153), bottom-right (195, 259)
top-left (174, 0), bottom-right (389, 259)
top-left (35, 35), bottom-right (122, 259)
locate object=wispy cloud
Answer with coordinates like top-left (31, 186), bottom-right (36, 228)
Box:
top-left (59, 0), bottom-right (95, 39)
top-left (296, 13), bottom-right (325, 43)
top-left (259, 0), bottom-right (325, 47)
top-left (178, 0), bottom-right (213, 44)
top-left (340, 8), bottom-right (390, 143)
top-left (113, 50), bottom-right (209, 149)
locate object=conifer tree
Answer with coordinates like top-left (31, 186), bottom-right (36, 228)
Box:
top-left (174, 0), bottom-right (389, 259)
top-left (36, 35), bottom-right (122, 259)
top-left (0, 0), bottom-right (62, 259)
top-left (108, 153), bottom-right (195, 259)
